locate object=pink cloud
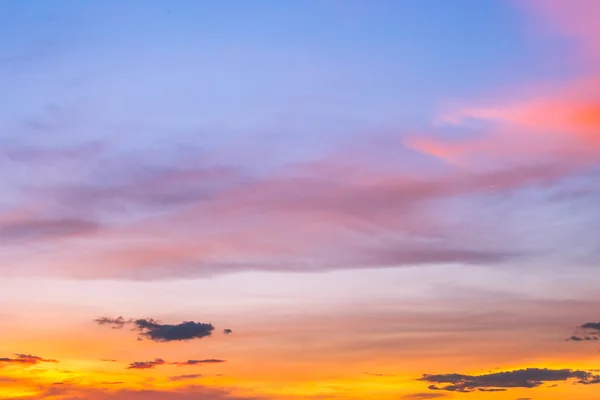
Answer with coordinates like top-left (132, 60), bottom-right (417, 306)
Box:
top-left (4, 2), bottom-right (600, 280)
top-left (405, 1), bottom-right (600, 165)
top-left (13, 157), bottom-right (569, 280)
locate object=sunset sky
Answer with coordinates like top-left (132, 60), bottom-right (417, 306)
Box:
top-left (1, 0), bottom-right (600, 399)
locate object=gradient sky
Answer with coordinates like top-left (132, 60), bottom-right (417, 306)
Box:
top-left (1, 0), bottom-right (600, 399)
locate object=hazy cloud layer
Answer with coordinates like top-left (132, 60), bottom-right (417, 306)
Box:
top-left (18, 384), bottom-right (263, 400)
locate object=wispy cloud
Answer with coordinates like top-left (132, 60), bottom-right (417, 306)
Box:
top-left (126, 359), bottom-right (165, 370)
top-left (94, 316), bottom-right (128, 329)
top-left (0, 354), bottom-right (58, 365)
top-left (169, 374), bottom-right (203, 381)
top-left (402, 394), bottom-right (446, 399)
top-left (170, 359), bottom-right (226, 366)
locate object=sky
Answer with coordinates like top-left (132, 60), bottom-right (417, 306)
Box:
top-left (1, 0), bottom-right (600, 399)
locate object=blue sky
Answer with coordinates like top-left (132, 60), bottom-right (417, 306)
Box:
top-left (2, 1), bottom-right (600, 399)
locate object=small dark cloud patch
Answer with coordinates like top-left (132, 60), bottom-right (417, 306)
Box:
top-left (223, 328), bottom-right (232, 335)
top-left (134, 319), bottom-right (214, 342)
top-left (421, 368), bottom-right (600, 392)
top-left (582, 322), bottom-right (600, 331)
top-left (402, 393), bottom-right (446, 399)
top-left (0, 354), bottom-right (58, 365)
top-left (169, 374), bottom-right (203, 381)
top-left (94, 317), bottom-right (128, 329)
top-left (566, 322), bottom-right (600, 342)
top-left (170, 359), bottom-right (226, 366)
top-left (101, 381), bottom-right (124, 385)
top-left (125, 359), bottom-right (223, 370)
top-left (567, 335), bottom-right (598, 342)
top-left (94, 316), bottom-right (215, 342)
top-left (126, 359), bottom-right (165, 370)
top-left (579, 375), bottom-right (600, 385)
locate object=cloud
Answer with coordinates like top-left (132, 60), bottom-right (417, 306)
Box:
top-left (566, 322), bottom-right (600, 341)
top-left (17, 384), bottom-right (264, 400)
top-left (406, 0), bottom-right (600, 168)
top-left (133, 319), bottom-right (215, 342)
top-left (402, 394), bottom-right (446, 399)
top-left (581, 322), bottom-right (600, 331)
top-left (94, 316), bottom-right (128, 329)
top-left (126, 359), bottom-right (166, 370)
top-left (94, 317), bottom-right (216, 342)
top-left (170, 359), bottom-right (226, 366)
top-left (567, 335), bottom-right (599, 341)
top-left (0, 218), bottom-right (99, 242)
top-left (169, 374), bottom-right (203, 381)
top-left (0, 354), bottom-right (58, 365)
top-left (1, 142), bottom-right (106, 164)
top-left (125, 359), bottom-right (224, 370)
top-left (420, 368), bottom-right (600, 392)
top-left (223, 329), bottom-right (232, 335)
top-left (0, 0), bottom-right (599, 284)
top-left (3, 137), bottom-right (541, 280)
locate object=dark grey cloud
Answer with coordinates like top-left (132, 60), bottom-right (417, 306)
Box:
top-left (566, 322), bottom-right (600, 341)
top-left (566, 335), bottom-right (598, 341)
top-left (223, 329), bottom-right (232, 335)
top-left (581, 322), bottom-right (600, 331)
top-left (169, 374), bottom-right (203, 381)
top-left (126, 359), bottom-right (165, 370)
top-left (421, 368), bottom-right (600, 392)
top-left (133, 319), bottom-right (215, 342)
top-left (94, 317), bottom-right (216, 342)
top-left (170, 359), bottom-right (226, 366)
